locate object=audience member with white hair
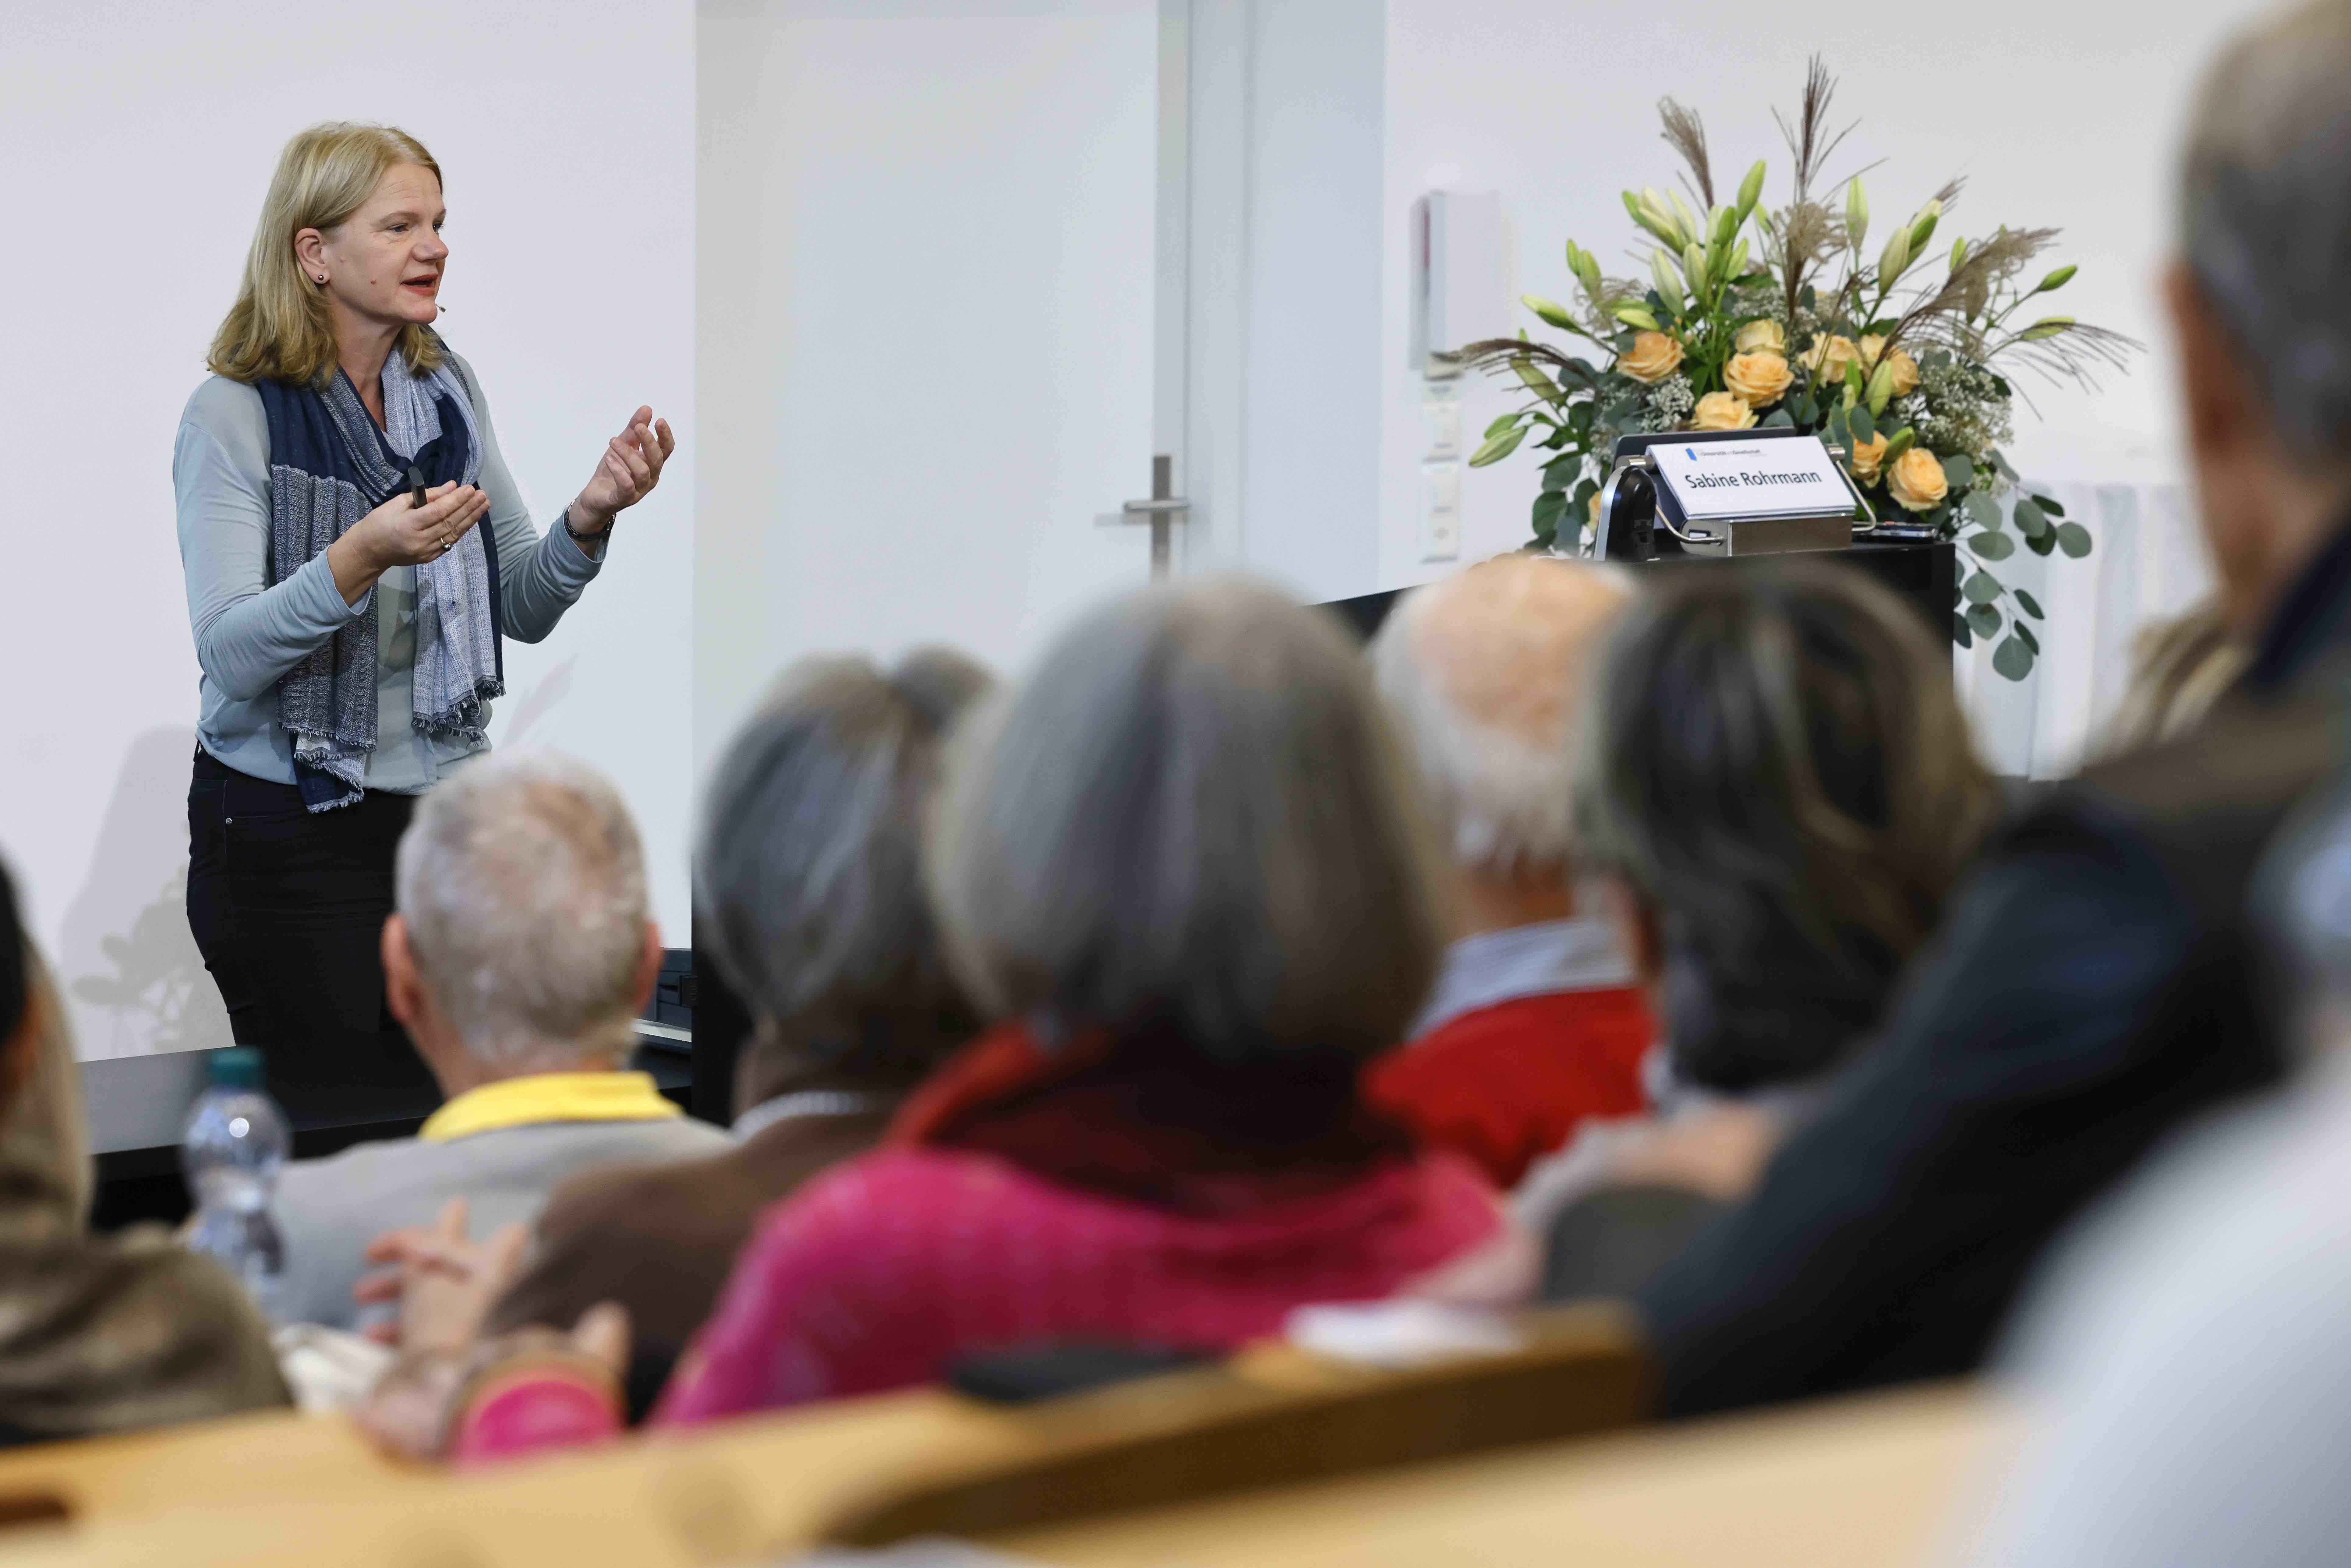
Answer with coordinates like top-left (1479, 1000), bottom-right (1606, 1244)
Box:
top-left (1365, 557), bottom-right (1652, 1188)
top-left (477, 651), bottom-right (992, 1415)
top-left (271, 755), bottom-right (726, 1330)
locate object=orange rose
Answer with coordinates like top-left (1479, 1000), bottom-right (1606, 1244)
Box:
top-left (1618, 330), bottom-right (1686, 384)
top-left (1800, 334), bottom-right (1861, 386)
top-left (1734, 319), bottom-right (1786, 354)
top-left (1847, 430), bottom-right (1891, 486)
top-left (1723, 350), bottom-right (1794, 406)
top-left (1887, 447), bottom-right (1950, 511)
top-left (1690, 392), bottom-right (1757, 432)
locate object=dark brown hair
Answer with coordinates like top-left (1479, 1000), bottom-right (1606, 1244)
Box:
top-left (1574, 562), bottom-right (1996, 1090)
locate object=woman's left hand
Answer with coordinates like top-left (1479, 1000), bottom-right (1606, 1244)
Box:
top-left (567, 406), bottom-right (676, 535)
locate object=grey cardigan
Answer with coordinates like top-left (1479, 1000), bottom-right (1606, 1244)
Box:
top-left (173, 354), bottom-right (604, 792)
top-left (273, 1107), bottom-right (728, 1330)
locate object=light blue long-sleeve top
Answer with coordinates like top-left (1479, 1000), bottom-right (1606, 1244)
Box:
top-left (173, 352), bottom-right (603, 791)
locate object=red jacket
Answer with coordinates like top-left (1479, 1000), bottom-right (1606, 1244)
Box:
top-left (1366, 987), bottom-right (1654, 1188)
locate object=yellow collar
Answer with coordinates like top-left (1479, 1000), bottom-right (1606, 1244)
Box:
top-left (418, 1071), bottom-right (684, 1144)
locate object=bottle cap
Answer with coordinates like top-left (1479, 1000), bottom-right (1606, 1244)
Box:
top-left (206, 1047), bottom-right (264, 1090)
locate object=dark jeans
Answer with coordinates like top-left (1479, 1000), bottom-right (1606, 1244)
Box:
top-left (185, 747), bottom-right (437, 1116)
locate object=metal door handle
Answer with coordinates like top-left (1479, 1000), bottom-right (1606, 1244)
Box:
top-left (1120, 455), bottom-right (1187, 579)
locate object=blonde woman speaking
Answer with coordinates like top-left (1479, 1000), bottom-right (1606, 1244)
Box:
top-left (176, 123), bottom-right (673, 1107)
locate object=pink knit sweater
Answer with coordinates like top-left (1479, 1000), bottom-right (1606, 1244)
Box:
top-left (653, 1145), bottom-right (1508, 1423)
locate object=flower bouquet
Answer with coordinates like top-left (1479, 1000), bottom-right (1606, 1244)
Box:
top-left (1456, 60), bottom-right (2137, 679)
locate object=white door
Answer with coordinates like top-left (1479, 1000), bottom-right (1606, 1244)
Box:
top-left (698, 0), bottom-right (1186, 762)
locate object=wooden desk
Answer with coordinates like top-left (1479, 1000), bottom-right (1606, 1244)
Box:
top-left (992, 1383), bottom-right (1997, 1568)
top-left (0, 1386), bottom-right (1053, 1566)
top-left (0, 1381), bottom-right (1992, 1567)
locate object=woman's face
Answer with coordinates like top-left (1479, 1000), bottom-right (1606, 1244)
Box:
top-left (300, 163), bottom-right (447, 331)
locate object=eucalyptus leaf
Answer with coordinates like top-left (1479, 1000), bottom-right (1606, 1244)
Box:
top-left (1953, 613), bottom-right (1974, 649)
top-left (2031, 493), bottom-right (2066, 518)
top-left (1762, 408), bottom-right (1794, 428)
top-left (2056, 520), bottom-right (2094, 558)
top-left (1964, 489), bottom-right (2003, 529)
top-left (1993, 635), bottom-right (2035, 681)
top-left (2017, 621), bottom-right (2041, 654)
top-left (2024, 526), bottom-right (2056, 557)
top-left (2013, 497), bottom-right (2050, 538)
top-left (1941, 454), bottom-right (1974, 489)
top-left (1850, 405), bottom-right (1875, 442)
top-left (1963, 571), bottom-right (2001, 605)
top-left (1972, 530), bottom-right (2015, 560)
top-left (1967, 602), bottom-right (2003, 638)
top-left (2016, 588), bottom-right (2045, 619)
top-left (1532, 491), bottom-right (1568, 528)
top-left (1990, 448), bottom-right (2020, 482)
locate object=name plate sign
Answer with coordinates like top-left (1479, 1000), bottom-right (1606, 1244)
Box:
top-left (1650, 436), bottom-right (1853, 521)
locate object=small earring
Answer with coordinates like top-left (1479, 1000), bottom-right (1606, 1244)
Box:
top-left (312, 274), bottom-right (327, 285)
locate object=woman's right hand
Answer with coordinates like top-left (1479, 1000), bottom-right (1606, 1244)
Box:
top-left (326, 482), bottom-right (491, 604)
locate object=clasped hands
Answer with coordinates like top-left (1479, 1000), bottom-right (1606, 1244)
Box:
top-left (352, 1198), bottom-right (627, 1461)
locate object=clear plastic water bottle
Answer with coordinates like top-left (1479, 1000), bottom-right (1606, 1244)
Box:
top-left (181, 1047), bottom-right (290, 1319)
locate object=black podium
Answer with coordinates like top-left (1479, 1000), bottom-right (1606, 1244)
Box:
top-left (1320, 539), bottom-right (1957, 648)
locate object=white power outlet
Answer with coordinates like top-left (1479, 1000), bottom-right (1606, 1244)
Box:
top-left (1422, 388), bottom-right (1462, 459)
top-left (1420, 461), bottom-right (1462, 561)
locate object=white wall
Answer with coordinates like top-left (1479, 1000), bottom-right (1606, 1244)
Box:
top-left (0, 1), bottom-right (696, 1059)
top-left (1378, 0), bottom-right (2276, 586)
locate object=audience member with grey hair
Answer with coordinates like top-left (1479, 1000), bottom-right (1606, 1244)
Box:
top-left (1363, 557), bottom-right (1656, 1189)
top-left (481, 651), bottom-right (992, 1412)
top-left (460, 579), bottom-right (1534, 1429)
top-left (1629, 0), bottom-right (2351, 1421)
top-left (271, 755), bottom-right (726, 1330)
top-left (1520, 563), bottom-right (1993, 1293)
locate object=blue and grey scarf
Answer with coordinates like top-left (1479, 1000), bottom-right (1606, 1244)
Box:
top-left (256, 350), bottom-right (504, 811)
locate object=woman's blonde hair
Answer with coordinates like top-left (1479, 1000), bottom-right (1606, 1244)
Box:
top-left (208, 122), bottom-right (445, 387)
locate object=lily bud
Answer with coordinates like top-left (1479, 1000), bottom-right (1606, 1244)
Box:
top-left (1845, 177), bottom-right (1869, 249)
top-left (1524, 294), bottom-right (1577, 331)
top-left (1683, 242), bottom-right (1711, 297)
top-left (1865, 360), bottom-right (1895, 416)
top-left (2019, 316), bottom-right (2076, 341)
top-left (1726, 236), bottom-right (1751, 281)
top-left (1611, 304), bottom-right (1661, 332)
top-left (1878, 226), bottom-right (1912, 282)
top-left (1650, 249), bottom-right (1685, 308)
top-left (1737, 159), bottom-right (1766, 214)
top-left (1668, 189), bottom-right (1702, 248)
top-left (1627, 190), bottom-right (1678, 247)
top-left (1883, 426), bottom-right (1917, 463)
top-left (2034, 264), bottom-right (2078, 293)
top-left (1641, 187), bottom-right (1687, 245)
top-left (1710, 204), bottom-right (1737, 246)
top-left (1907, 201), bottom-right (1941, 256)
top-left (1950, 235), bottom-right (1969, 273)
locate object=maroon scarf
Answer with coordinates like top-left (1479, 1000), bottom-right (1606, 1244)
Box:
top-left (888, 1018), bottom-right (1414, 1215)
